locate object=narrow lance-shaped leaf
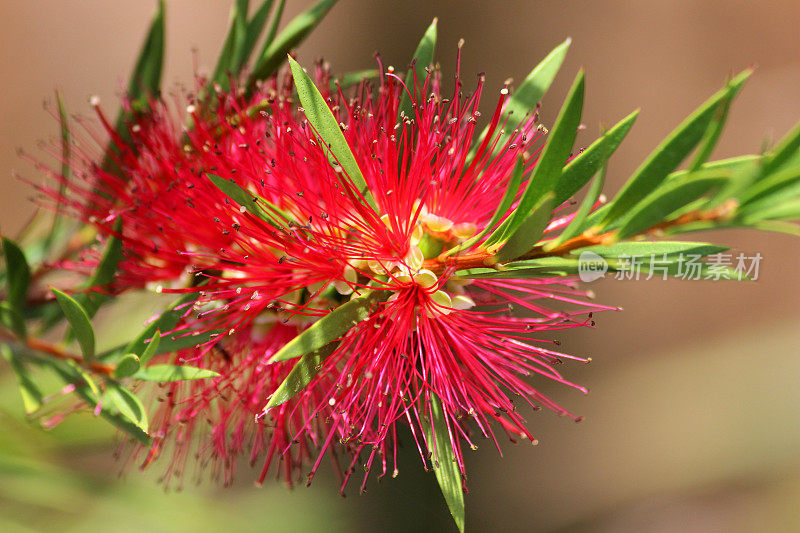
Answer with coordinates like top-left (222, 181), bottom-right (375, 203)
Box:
top-left (46, 359), bottom-right (149, 444)
top-left (687, 72), bottom-right (745, 172)
top-left (270, 290), bottom-right (388, 362)
top-left (0, 302), bottom-right (27, 339)
top-left (443, 156), bottom-right (525, 257)
top-left (52, 288), bottom-right (95, 362)
top-left (107, 0), bottom-right (165, 170)
top-left (398, 18), bottom-right (437, 122)
top-left (113, 354), bottom-right (140, 379)
top-left (329, 69), bottom-right (380, 92)
top-left (244, 0), bottom-right (276, 57)
top-left (121, 292), bottom-right (198, 359)
top-left (208, 173), bottom-right (285, 228)
top-left (80, 218), bottom-right (123, 317)
top-left (474, 38), bottom-right (571, 156)
top-left (555, 109), bottom-right (639, 206)
top-left (424, 392), bottom-right (465, 533)
top-left (138, 329), bottom-right (161, 365)
top-left (599, 69), bottom-right (751, 228)
top-left (264, 342), bottom-right (337, 411)
top-left (262, 0), bottom-right (286, 48)
top-left (211, 0), bottom-right (250, 89)
top-left (761, 119), bottom-right (800, 176)
top-left (2, 237), bottom-right (30, 312)
top-left (248, 0), bottom-right (339, 88)
top-left (288, 56), bottom-right (377, 210)
top-left (576, 241), bottom-right (729, 258)
top-left (486, 70), bottom-right (584, 247)
top-left (133, 364), bottom-right (220, 382)
top-left (614, 171), bottom-right (729, 240)
top-left (494, 192), bottom-right (555, 263)
top-left (547, 163), bottom-right (607, 250)
top-left (105, 381), bottom-right (148, 432)
top-left (47, 91), bottom-right (71, 246)
top-left (1, 345), bottom-right (43, 414)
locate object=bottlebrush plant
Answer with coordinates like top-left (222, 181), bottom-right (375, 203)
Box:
top-left (2, 1), bottom-right (800, 531)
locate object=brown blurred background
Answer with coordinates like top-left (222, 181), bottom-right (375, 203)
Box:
top-left (1, 1), bottom-right (799, 532)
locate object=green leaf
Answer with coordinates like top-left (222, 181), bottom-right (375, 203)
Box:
top-left (46, 360), bottom-right (149, 443)
top-left (738, 164), bottom-right (800, 206)
top-left (475, 38), bottom-right (571, 156)
top-left (687, 72), bottom-right (746, 171)
top-left (52, 288), bottom-right (95, 363)
top-left (555, 109), bottom-right (638, 205)
top-left (288, 56), bottom-right (376, 209)
top-left (740, 198), bottom-right (800, 222)
top-left (600, 69), bottom-right (751, 228)
top-left (106, 381), bottom-right (148, 432)
top-left (576, 241), bottom-right (729, 258)
top-left (81, 218), bottom-right (123, 317)
top-left (270, 290), bottom-right (388, 362)
top-left (121, 292), bottom-right (197, 359)
top-left (211, 0), bottom-right (250, 90)
top-left (547, 164), bottom-right (607, 249)
top-left (47, 91), bottom-right (71, 246)
top-left (126, 0), bottom-right (166, 106)
top-left (264, 342), bottom-right (337, 411)
top-left (138, 329), bottom-right (161, 365)
top-left (1, 345), bottom-right (43, 414)
top-left (107, 0), bottom-right (165, 168)
top-left (133, 364), bottom-right (220, 382)
top-left (424, 392), bottom-right (465, 533)
top-left (262, 0), bottom-right (286, 48)
top-left (444, 157), bottom-right (525, 257)
top-left (614, 172), bottom-right (728, 240)
top-left (398, 18), bottom-right (437, 122)
top-left (208, 173), bottom-right (284, 227)
top-left (2, 237), bottom-right (31, 312)
top-left (486, 70), bottom-right (584, 247)
top-left (0, 301), bottom-right (27, 339)
top-left (762, 119), bottom-right (800, 175)
top-left (329, 69), bottom-right (380, 92)
top-left (248, 0), bottom-right (339, 87)
top-left (152, 328), bottom-right (222, 356)
top-left (112, 354), bottom-right (140, 379)
top-left (494, 192), bottom-right (555, 263)
top-left (244, 1), bottom-right (275, 57)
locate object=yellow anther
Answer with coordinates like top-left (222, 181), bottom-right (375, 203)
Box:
top-left (426, 290), bottom-right (453, 318)
top-left (423, 213), bottom-right (454, 233)
top-left (413, 269), bottom-right (438, 289)
top-left (451, 294), bottom-right (476, 310)
top-left (452, 222), bottom-right (477, 239)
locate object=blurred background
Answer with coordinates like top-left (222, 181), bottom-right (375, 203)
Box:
top-left (1, 1), bottom-right (799, 531)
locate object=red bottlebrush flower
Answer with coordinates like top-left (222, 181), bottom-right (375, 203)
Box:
top-left (31, 53), bottom-right (611, 491)
top-left (135, 321), bottom-right (337, 489)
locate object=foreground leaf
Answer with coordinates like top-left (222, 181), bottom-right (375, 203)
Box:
top-left (555, 109), bottom-right (638, 205)
top-left (133, 364), bottom-right (220, 382)
top-left (106, 381), bottom-right (148, 432)
top-left (270, 290), bottom-right (388, 362)
top-left (398, 18), bottom-right (437, 122)
top-left (2, 237), bottom-right (31, 312)
top-left (52, 288), bottom-right (95, 363)
top-left (425, 392), bottom-right (465, 533)
top-left (475, 38), bottom-right (571, 156)
top-left (289, 56), bottom-right (375, 209)
top-left (264, 343), bottom-right (337, 411)
top-left (1, 345), bottom-right (43, 414)
top-left (600, 69), bottom-right (751, 228)
top-left (248, 0), bottom-right (339, 86)
top-left (494, 192), bottom-right (555, 263)
top-left (486, 70), bottom-right (584, 247)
